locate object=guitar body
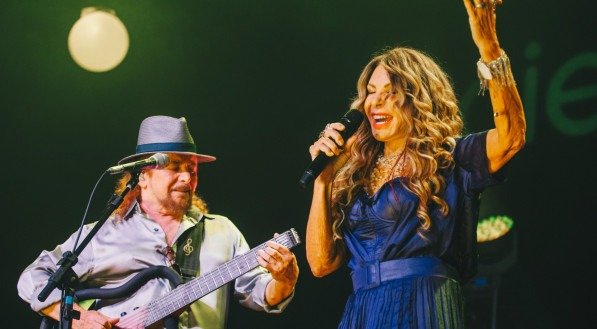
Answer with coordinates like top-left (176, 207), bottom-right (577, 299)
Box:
top-left (40, 266), bottom-right (183, 329)
top-left (39, 228), bottom-right (301, 329)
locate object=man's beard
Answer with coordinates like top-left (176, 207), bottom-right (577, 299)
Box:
top-left (160, 192), bottom-right (193, 217)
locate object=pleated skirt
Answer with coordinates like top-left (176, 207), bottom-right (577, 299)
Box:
top-left (338, 276), bottom-right (465, 329)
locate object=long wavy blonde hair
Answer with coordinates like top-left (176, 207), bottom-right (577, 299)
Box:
top-left (111, 167), bottom-right (208, 220)
top-left (331, 47), bottom-right (463, 239)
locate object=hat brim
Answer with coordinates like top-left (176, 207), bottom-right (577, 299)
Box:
top-left (118, 151), bottom-right (216, 164)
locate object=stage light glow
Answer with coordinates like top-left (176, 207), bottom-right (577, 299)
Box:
top-left (68, 7), bottom-right (129, 73)
top-left (477, 215), bottom-right (513, 242)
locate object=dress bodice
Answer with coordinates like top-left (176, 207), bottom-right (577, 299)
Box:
top-left (342, 131), bottom-right (508, 279)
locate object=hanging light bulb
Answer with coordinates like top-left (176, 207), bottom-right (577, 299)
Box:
top-left (68, 7), bottom-right (129, 73)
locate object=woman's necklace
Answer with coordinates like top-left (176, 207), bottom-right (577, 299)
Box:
top-left (367, 148), bottom-right (407, 195)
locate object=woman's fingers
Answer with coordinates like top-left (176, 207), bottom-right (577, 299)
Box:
top-left (309, 123), bottom-right (346, 159)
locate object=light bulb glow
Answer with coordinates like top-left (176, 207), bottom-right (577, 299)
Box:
top-left (68, 8), bottom-right (129, 72)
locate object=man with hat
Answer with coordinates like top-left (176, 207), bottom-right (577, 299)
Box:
top-left (17, 116), bottom-right (299, 329)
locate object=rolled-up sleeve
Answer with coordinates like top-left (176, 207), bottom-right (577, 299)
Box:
top-left (17, 227), bottom-right (94, 312)
top-left (454, 131), bottom-right (509, 194)
top-left (234, 267), bottom-right (294, 313)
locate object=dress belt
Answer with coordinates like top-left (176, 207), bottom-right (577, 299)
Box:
top-left (350, 257), bottom-right (457, 292)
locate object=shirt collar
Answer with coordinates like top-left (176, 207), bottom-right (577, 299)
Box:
top-left (125, 200), bottom-right (210, 224)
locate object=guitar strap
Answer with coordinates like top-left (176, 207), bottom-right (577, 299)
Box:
top-left (173, 216), bottom-right (206, 283)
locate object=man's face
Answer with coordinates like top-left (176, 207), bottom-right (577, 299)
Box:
top-left (139, 153), bottom-right (199, 216)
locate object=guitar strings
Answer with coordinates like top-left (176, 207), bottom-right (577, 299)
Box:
top-left (112, 233), bottom-right (295, 327)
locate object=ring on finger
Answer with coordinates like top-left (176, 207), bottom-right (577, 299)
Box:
top-left (319, 123), bottom-right (332, 139)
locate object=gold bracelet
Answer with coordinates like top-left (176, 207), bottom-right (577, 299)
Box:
top-left (477, 49), bottom-right (516, 96)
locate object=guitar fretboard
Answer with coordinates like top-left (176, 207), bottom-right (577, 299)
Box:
top-left (143, 229), bottom-right (300, 326)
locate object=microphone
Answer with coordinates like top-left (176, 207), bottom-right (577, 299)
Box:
top-left (106, 153), bottom-right (170, 175)
top-left (299, 109), bottom-right (365, 188)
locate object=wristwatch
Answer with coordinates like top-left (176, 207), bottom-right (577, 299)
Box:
top-left (476, 60), bottom-right (493, 80)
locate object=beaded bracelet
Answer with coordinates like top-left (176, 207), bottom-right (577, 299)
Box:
top-left (476, 49), bottom-right (515, 96)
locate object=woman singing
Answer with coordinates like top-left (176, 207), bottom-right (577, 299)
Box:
top-left (305, 1), bottom-right (526, 328)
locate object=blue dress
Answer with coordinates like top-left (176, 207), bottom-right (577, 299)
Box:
top-left (338, 131), bottom-right (507, 329)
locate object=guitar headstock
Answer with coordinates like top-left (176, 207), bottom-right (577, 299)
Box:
top-left (274, 228), bottom-right (301, 249)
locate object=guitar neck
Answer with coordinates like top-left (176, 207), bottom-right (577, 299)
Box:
top-left (142, 228), bottom-right (300, 326)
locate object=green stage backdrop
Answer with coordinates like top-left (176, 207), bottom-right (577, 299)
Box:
top-left (2, 1), bottom-right (594, 328)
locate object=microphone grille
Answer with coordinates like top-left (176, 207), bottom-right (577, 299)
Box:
top-left (152, 153), bottom-right (170, 168)
top-left (342, 109), bottom-right (365, 130)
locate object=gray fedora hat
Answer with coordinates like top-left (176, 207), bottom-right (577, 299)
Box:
top-left (118, 115), bottom-right (216, 164)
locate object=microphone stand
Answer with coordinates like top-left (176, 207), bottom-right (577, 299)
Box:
top-left (37, 171), bottom-right (141, 329)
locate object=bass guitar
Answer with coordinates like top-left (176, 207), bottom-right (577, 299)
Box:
top-left (42, 228), bottom-right (301, 329)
